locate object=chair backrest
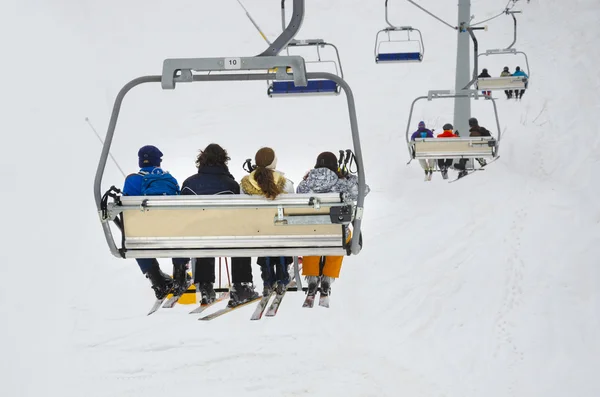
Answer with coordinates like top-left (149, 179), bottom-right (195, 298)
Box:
top-left (115, 193), bottom-right (352, 258)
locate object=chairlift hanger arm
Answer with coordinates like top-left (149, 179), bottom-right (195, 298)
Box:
top-left (506, 10), bottom-right (521, 49)
top-left (461, 26), bottom-right (486, 90)
top-left (258, 0), bottom-right (304, 57)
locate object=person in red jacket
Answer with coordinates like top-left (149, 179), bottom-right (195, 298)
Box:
top-left (436, 123), bottom-right (458, 180)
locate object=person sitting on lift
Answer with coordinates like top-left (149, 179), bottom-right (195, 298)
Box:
top-left (436, 123), bottom-right (459, 180)
top-left (241, 147), bottom-right (295, 298)
top-left (296, 151), bottom-right (370, 300)
top-left (454, 118), bottom-right (492, 179)
top-left (500, 66), bottom-right (513, 99)
top-left (478, 68), bottom-right (492, 97)
top-left (512, 66), bottom-right (529, 100)
top-left (179, 143), bottom-right (257, 307)
top-left (410, 121), bottom-right (435, 180)
top-left (122, 145), bottom-right (191, 300)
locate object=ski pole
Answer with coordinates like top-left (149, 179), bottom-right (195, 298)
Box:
top-left (85, 117), bottom-right (126, 178)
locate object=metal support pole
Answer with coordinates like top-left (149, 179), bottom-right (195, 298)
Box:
top-left (281, 0), bottom-right (286, 31)
top-left (453, 0), bottom-right (472, 136)
top-left (293, 256), bottom-right (303, 290)
top-left (225, 257), bottom-right (231, 286)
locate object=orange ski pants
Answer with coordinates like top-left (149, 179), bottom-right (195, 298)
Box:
top-left (301, 231), bottom-right (351, 279)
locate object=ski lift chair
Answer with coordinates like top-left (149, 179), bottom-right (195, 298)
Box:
top-left (267, 39), bottom-right (344, 97)
top-left (405, 90), bottom-right (501, 169)
top-left (475, 48), bottom-right (531, 91)
top-left (95, 55), bottom-right (366, 265)
top-left (374, 26), bottom-right (424, 63)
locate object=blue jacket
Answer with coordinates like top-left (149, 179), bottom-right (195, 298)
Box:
top-left (512, 70), bottom-right (528, 78)
top-left (123, 166), bottom-right (180, 196)
top-left (181, 165), bottom-right (240, 195)
top-left (411, 128), bottom-right (434, 140)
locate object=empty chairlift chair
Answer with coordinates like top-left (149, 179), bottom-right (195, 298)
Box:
top-left (374, 1), bottom-right (424, 63)
top-left (374, 26), bottom-right (424, 63)
top-left (267, 39), bottom-right (344, 97)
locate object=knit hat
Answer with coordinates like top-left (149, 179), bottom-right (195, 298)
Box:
top-left (418, 121), bottom-right (426, 128)
top-left (315, 151), bottom-right (338, 173)
top-left (443, 123), bottom-right (453, 130)
top-left (255, 147), bottom-right (278, 170)
top-left (468, 117), bottom-right (479, 127)
top-left (138, 145), bottom-right (163, 168)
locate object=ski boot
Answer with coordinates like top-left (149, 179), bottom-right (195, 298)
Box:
top-left (198, 282), bottom-right (216, 304)
top-left (457, 170), bottom-right (468, 179)
top-left (145, 263), bottom-right (173, 300)
top-left (320, 276), bottom-right (333, 296)
top-left (275, 279), bottom-right (290, 295)
top-left (306, 276), bottom-right (319, 297)
top-left (172, 263), bottom-right (192, 296)
top-left (477, 158), bottom-right (487, 167)
top-left (440, 166), bottom-right (448, 180)
top-left (262, 282), bottom-right (276, 297)
top-left (228, 282), bottom-right (259, 307)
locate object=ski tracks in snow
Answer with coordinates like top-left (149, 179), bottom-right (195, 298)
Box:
top-left (493, 200), bottom-right (528, 395)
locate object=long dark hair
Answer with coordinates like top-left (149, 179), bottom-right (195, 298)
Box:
top-left (195, 143), bottom-right (230, 171)
top-left (254, 147), bottom-right (282, 199)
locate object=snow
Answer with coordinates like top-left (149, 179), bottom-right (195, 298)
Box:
top-left (2, 0), bottom-right (600, 396)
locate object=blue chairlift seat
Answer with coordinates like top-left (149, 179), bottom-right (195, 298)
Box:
top-left (270, 79), bottom-right (339, 95)
top-left (376, 52), bottom-right (422, 62)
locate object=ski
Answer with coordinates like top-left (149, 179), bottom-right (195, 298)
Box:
top-left (250, 292), bottom-right (275, 320)
top-left (449, 168), bottom-right (484, 183)
top-left (265, 291), bottom-right (287, 317)
top-left (162, 278), bottom-right (193, 308)
top-left (302, 294), bottom-right (316, 308)
top-left (189, 292), bottom-right (230, 315)
top-left (318, 293), bottom-right (330, 308)
top-left (162, 295), bottom-right (181, 309)
top-left (147, 298), bottom-right (166, 315)
top-left (449, 156), bottom-right (500, 183)
top-left (198, 296), bottom-right (262, 321)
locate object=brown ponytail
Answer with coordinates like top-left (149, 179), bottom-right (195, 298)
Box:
top-left (254, 167), bottom-right (282, 199)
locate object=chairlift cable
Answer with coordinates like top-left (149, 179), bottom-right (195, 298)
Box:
top-left (85, 117), bottom-right (126, 178)
top-left (471, 0), bottom-right (518, 26)
top-left (235, 0), bottom-right (272, 45)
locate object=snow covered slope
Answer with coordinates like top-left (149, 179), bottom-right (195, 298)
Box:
top-left (2, 0), bottom-right (599, 396)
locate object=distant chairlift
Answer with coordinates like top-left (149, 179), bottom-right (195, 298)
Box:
top-left (476, 49), bottom-right (530, 91)
top-left (405, 90), bottom-right (502, 168)
top-left (267, 0), bottom-right (343, 97)
top-left (267, 39), bottom-right (344, 97)
top-left (475, 11), bottom-right (531, 91)
top-left (374, 0), bottom-right (424, 63)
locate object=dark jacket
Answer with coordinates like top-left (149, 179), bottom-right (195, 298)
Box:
top-left (181, 165), bottom-right (240, 195)
top-left (478, 71), bottom-right (491, 78)
top-left (469, 126), bottom-right (492, 137)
